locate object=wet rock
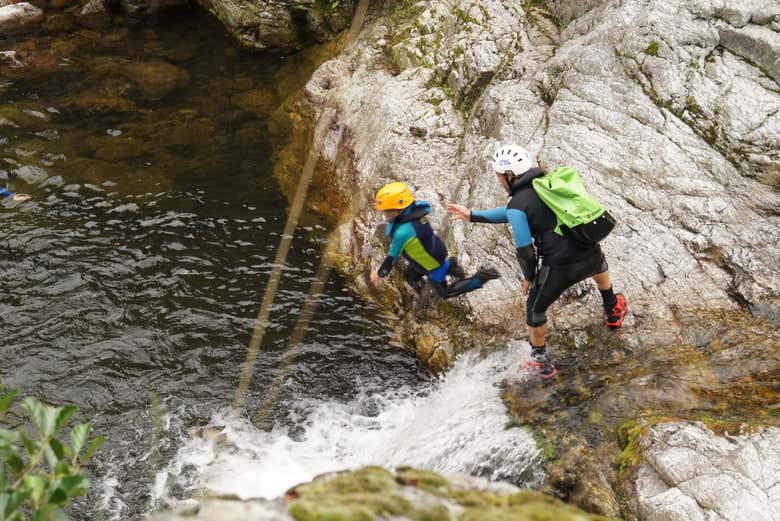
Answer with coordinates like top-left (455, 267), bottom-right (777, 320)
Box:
top-left (50, 0), bottom-right (78, 8)
top-left (121, 61), bottom-right (190, 100)
top-left (231, 88), bottom-right (277, 115)
top-left (44, 13), bottom-right (76, 33)
top-left (119, 0), bottom-right (189, 24)
top-left (61, 94), bottom-right (137, 115)
top-left (77, 0), bottom-right (111, 30)
top-left (0, 2), bottom-right (43, 35)
top-left (628, 422), bottom-right (780, 521)
top-left (195, 0), bottom-right (356, 51)
top-left (0, 0), bottom-right (24, 8)
top-left (84, 135), bottom-right (145, 161)
top-left (12, 164), bottom-right (48, 184)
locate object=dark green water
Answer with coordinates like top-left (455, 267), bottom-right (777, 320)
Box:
top-left (1, 10), bottom-right (426, 519)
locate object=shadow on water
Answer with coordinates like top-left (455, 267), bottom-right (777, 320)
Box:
top-left (1, 8), bottom-right (427, 520)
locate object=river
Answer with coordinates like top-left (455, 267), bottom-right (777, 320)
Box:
top-left (1, 9), bottom-right (540, 520)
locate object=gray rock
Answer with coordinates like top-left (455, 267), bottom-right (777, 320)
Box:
top-left (633, 422), bottom-right (780, 521)
top-left (284, 0), bottom-right (780, 354)
top-left (77, 0), bottom-right (111, 30)
top-left (12, 165), bottom-right (48, 184)
top-left (194, 0), bottom-right (356, 50)
top-left (0, 2), bottom-right (43, 35)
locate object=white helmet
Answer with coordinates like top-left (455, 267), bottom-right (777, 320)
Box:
top-left (492, 144), bottom-right (533, 176)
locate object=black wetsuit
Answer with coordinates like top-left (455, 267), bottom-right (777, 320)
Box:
top-left (470, 168), bottom-right (607, 326)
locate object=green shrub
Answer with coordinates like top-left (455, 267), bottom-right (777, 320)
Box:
top-left (0, 385), bottom-right (105, 521)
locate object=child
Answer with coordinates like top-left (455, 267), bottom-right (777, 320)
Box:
top-left (369, 182), bottom-right (499, 298)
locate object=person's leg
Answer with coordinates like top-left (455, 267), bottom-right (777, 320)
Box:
top-left (589, 254), bottom-right (628, 328)
top-left (404, 264), bottom-right (426, 293)
top-left (432, 266), bottom-right (500, 299)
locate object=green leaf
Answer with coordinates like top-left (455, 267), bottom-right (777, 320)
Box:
top-left (7, 489), bottom-right (29, 514)
top-left (54, 406), bottom-right (78, 433)
top-left (22, 475), bottom-right (46, 506)
top-left (69, 424), bottom-right (91, 461)
top-left (44, 444), bottom-right (58, 469)
top-left (5, 454), bottom-right (24, 474)
top-left (0, 493), bottom-right (9, 517)
top-left (54, 461), bottom-right (69, 476)
top-left (0, 389), bottom-right (18, 416)
top-left (60, 475), bottom-right (88, 497)
top-left (51, 509), bottom-right (69, 521)
top-left (49, 438), bottom-right (66, 460)
top-left (47, 488), bottom-right (67, 506)
top-left (0, 429), bottom-right (19, 452)
top-left (61, 445), bottom-right (73, 460)
top-left (82, 436), bottom-right (106, 463)
top-left (21, 398), bottom-right (57, 437)
top-left (20, 431), bottom-right (38, 458)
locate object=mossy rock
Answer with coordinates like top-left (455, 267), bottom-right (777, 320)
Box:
top-left (121, 60), bottom-right (191, 100)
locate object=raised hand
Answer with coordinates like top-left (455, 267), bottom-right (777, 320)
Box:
top-left (447, 203), bottom-right (470, 222)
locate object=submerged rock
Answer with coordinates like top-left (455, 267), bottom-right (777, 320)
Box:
top-left (121, 60), bottom-right (191, 100)
top-left (0, 2), bottom-right (43, 34)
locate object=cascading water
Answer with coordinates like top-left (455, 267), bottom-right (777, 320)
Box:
top-left (150, 344), bottom-right (544, 509)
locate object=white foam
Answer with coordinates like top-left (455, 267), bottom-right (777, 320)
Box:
top-left (151, 342), bottom-right (544, 506)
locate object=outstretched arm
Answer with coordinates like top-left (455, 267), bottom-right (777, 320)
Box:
top-left (448, 204), bottom-right (508, 224)
top-left (507, 208), bottom-right (536, 282)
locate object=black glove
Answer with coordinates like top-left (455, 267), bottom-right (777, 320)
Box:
top-left (377, 256), bottom-right (395, 278)
top-left (515, 245), bottom-right (537, 281)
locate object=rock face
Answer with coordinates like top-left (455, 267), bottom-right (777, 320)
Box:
top-left (0, 2), bottom-right (43, 34)
top-left (276, 0), bottom-right (780, 363)
top-left (630, 422), bottom-right (780, 521)
top-left (144, 466), bottom-right (616, 520)
top-left (195, 0), bottom-right (357, 50)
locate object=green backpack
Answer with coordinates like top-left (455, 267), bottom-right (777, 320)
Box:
top-left (531, 166), bottom-right (616, 246)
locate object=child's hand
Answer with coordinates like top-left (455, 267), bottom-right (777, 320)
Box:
top-left (447, 204), bottom-right (470, 222)
top-left (11, 194), bottom-right (31, 202)
top-left (370, 268), bottom-right (380, 285)
top-left (522, 280), bottom-right (530, 296)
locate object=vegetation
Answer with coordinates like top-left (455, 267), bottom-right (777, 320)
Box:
top-left (0, 385), bottom-right (105, 521)
top-left (643, 40), bottom-right (660, 57)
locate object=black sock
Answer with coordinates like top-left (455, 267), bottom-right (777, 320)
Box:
top-left (600, 286), bottom-right (617, 309)
top-left (531, 345), bottom-right (546, 357)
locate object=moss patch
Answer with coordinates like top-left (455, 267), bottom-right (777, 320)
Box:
top-left (643, 40), bottom-right (660, 57)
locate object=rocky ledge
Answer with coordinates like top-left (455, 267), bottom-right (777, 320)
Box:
top-left (272, 0), bottom-right (780, 370)
top-left (144, 466), bottom-right (616, 521)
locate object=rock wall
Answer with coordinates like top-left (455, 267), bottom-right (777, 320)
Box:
top-left (276, 0), bottom-right (780, 365)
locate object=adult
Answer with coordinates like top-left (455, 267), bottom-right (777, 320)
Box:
top-left (448, 144), bottom-right (628, 379)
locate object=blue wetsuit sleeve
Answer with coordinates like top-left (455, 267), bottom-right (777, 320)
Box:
top-left (470, 206), bottom-right (508, 224)
top-left (506, 208), bottom-right (532, 247)
top-left (379, 224), bottom-right (416, 277)
top-left (0, 188), bottom-right (13, 198)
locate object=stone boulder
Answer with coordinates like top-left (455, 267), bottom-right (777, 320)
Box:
top-left (0, 2), bottom-right (43, 34)
top-left (274, 0), bottom-right (780, 363)
top-left (77, 0), bottom-right (111, 30)
top-left (194, 0), bottom-right (356, 51)
top-left (143, 466), bottom-right (616, 520)
top-left (629, 422), bottom-right (780, 521)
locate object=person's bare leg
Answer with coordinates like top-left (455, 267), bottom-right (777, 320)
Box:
top-left (592, 271), bottom-right (611, 291)
top-left (529, 323), bottom-right (548, 347)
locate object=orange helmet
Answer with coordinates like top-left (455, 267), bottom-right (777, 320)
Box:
top-left (375, 182), bottom-right (414, 211)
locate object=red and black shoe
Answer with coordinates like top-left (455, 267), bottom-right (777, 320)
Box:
top-left (605, 293), bottom-right (628, 329)
top-left (521, 357), bottom-right (558, 380)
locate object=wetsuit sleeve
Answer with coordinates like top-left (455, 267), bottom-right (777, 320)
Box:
top-left (378, 224), bottom-right (416, 278)
top-left (470, 206), bottom-right (508, 224)
top-left (507, 208), bottom-right (537, 280)
top-left (0, 188), bottom-right (13, 198)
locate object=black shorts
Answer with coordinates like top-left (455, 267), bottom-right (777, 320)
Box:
top-left (526, 248), bottom-right (608, 327)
